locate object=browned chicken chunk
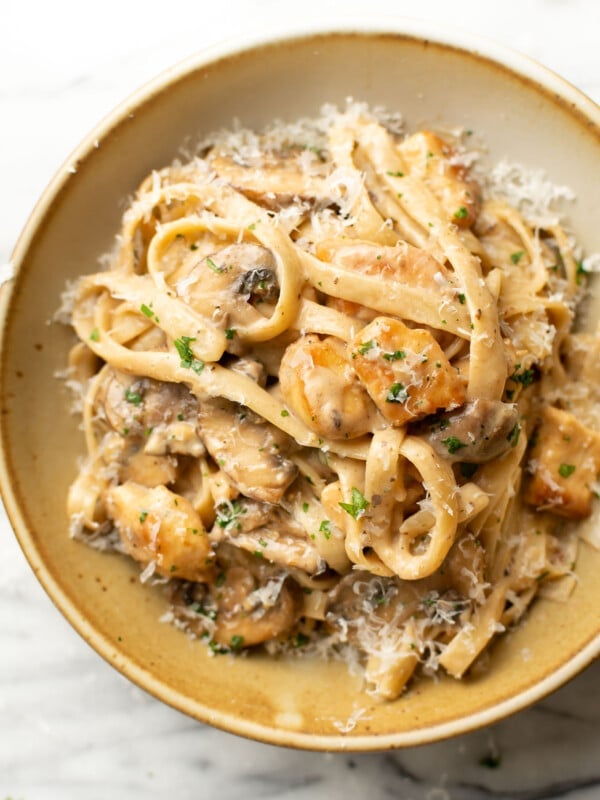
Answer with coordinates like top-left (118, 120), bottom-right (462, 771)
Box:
top-left (351, 317), bottom-right (466, 426)
top-left (525, 406), bottom-right (600, 519)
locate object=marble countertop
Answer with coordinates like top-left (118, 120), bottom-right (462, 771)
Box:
top-left (1, 1), bottom-right (599, 798)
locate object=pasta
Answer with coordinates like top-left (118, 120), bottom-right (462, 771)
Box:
top-left (64, 104), bottom-right (600, 699)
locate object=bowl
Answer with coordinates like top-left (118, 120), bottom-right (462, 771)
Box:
top-left (2, 19), bottom-right (599, 750)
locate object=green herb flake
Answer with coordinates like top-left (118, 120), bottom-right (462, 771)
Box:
top-left (576, 259), bottom-right (589, 285)
top-left (510, 250), bottom-right (525, 264)
top-left (558, 463), bottom-right (576, 478)
top-left (302, 502), bottom-right (309, 512)
top-left (457, 293), bottom-right (466, 305)
top-left (441, 436), bottom-right (467, 455)
top-left (453, 206), bottom-right (468, 220)
top-left (174, 335), bottom-right (204, 374)
top-left (460, 462), bottom-right (478, 480)
top-left (140, 303), bottom-right (155, 319)
top-left (294, 632), bottom-right (310, 648)
top-left (339, 487), bottom-right (370, 520)
top-left (357, 339), bottom-right (376, 356)
top-left (382, 349), bottom-right (406, 361)
top-left (507, 423), bottom-right (521, 448)
top-left (206, 256), bottom-right (224, 274)
top-left (480, 754), bottom-right (502, 769)
top-left (139, 510), bottom-right (148, 523)
top-left (89, 327), bottom-right (100, 342)
top-left (177, 413), bottom-right (184, 421)
top-left (386, 382), bottom-right (409, 403)
top-left (258, 537), bottom-right (268, 548)
top-left (319, 519), bottom-right (332, 539)
top-left (510, 364), bottom-right (539, 387)
top-left (125, 387), bottom-right (143, 406)
top-left (280, 409), bottom-right (290, 417)
top-left (170, 565), bottom-right (178, 573)
top-left (386, 170), bottom-right (404, 177)
top-left (253, 550), bottom-right (264, 558)
top-left (224, 328), bottom-right (236, 340)
top-left (215, 572), bottom-right (226, 588)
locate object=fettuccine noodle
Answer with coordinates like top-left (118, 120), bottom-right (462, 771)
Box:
top-left (64, 105), bottom-right (600, 699)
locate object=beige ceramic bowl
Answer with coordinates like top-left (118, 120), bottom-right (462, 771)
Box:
top-left (2, 20), bottom-right (599, 750)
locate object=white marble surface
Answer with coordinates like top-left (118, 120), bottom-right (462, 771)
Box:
top-left (1, 1), bottom-right (600, 797)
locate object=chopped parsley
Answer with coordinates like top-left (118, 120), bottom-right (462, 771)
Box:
top-left (125, 387), bottom-right (143, 406)
top-left (510, 364), bottom-right (540, 387)
top-left (558, 463), bottom-right (576, 478)
top-left (339, 487), bottom-right (370, 520)
top-left (140, 303), bottom-right (155, 319)
top-left (441, 436), bottom-right (467, 455)
top-left (453, 206), bottom-right (468, 220)
top-left (510, 250), bottom-right (525, 264)
top-left (507, 423), bottom-right (521, 448)
top-left (230, 635), bottom-right (245, 650)
top-left (576, 259), bottom-right (588, 285)
top-left (280, 409), bottom-right (290, 417)
top-left (294, 632), bottom-right (310, 648)
top-left (89, 327), bottom-right (100, 342)
top-left (206, 256), bottom-right (224, 274)
top-left (457, 293), bottom-right (466, 305)
top-left (386, 170), bottom-right (404, 177)
top-left (357, 339), bottom-right (375, 356)
top-left (382, 349), bottom-right (406, 361)
top-left (460, 462), bottom-right (478, 479)
top-left (174, 335), bottom-right (204, 374)
top-left (480, 754), bottom-right (502, 769)
top-left (302, 502), bottom-right (309, 512)
top-left (215, 500), bottom-right (245, 529)
top-left (386, 382), bottom-right (409, 403)
top-left (319, 520), bottom-right (332, 539)
top-left (224, 328), bottom-right (236, 340)
top-left (215, 571), bottom-right (226, 588)
top-left (139, 510), bottom-right (148, 523)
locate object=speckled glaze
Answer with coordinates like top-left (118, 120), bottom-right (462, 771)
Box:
top-left (1, 22), bottom-right (599, 750)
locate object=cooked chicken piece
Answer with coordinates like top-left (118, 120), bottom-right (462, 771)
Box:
top-left (209, 498), bottom-right (323, 574)
top-left (351, 317), bottom-right (466, 426)
top-left (210, 545), bottom-right (301, 647)
top-left (315, 239), bottom-right (456, 292)
top-left (198, 398), bottom-right (297, 504)
top-left (325, 296), bottom-right (379, 323)
top-left (525, 406), bottom-right (600, 519)
top-left (398, 130), bottom-right (480, 228)
top-left (420, 399), bottom-right (520, 463)
top-left (279, 334), bottom-right (380, 440)
top-left (96, 367), bottom-right (204, 456)
top-left (119, 451), bottom-right (178, 487)
top-left (106, 482), bottom-right (211, 581)
top-left (210, 152), bottom-right (330, 209)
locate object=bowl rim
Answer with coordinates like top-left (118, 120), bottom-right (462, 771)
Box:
top-left (2, 17), bottom-right (600, 751)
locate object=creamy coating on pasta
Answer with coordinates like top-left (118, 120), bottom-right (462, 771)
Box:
top-left (65, 105), bottom-right (600, 699)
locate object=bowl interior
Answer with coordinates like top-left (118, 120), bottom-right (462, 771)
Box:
top-left (2, 29), bottom-right (600, 749)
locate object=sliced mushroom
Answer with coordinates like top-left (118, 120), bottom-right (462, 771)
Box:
top-left (96, 366), bottom-right (203, 456)
top-left (209, 545), bottom-right (302, 647)
top-left (209, 498), bottom-right (324, 574)
top-left (420, 399), bottom-right (520, 463)
top-left (198, 398), bottom-right (298, 504)
top-left (210, 152), bottom-right (330, 209)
